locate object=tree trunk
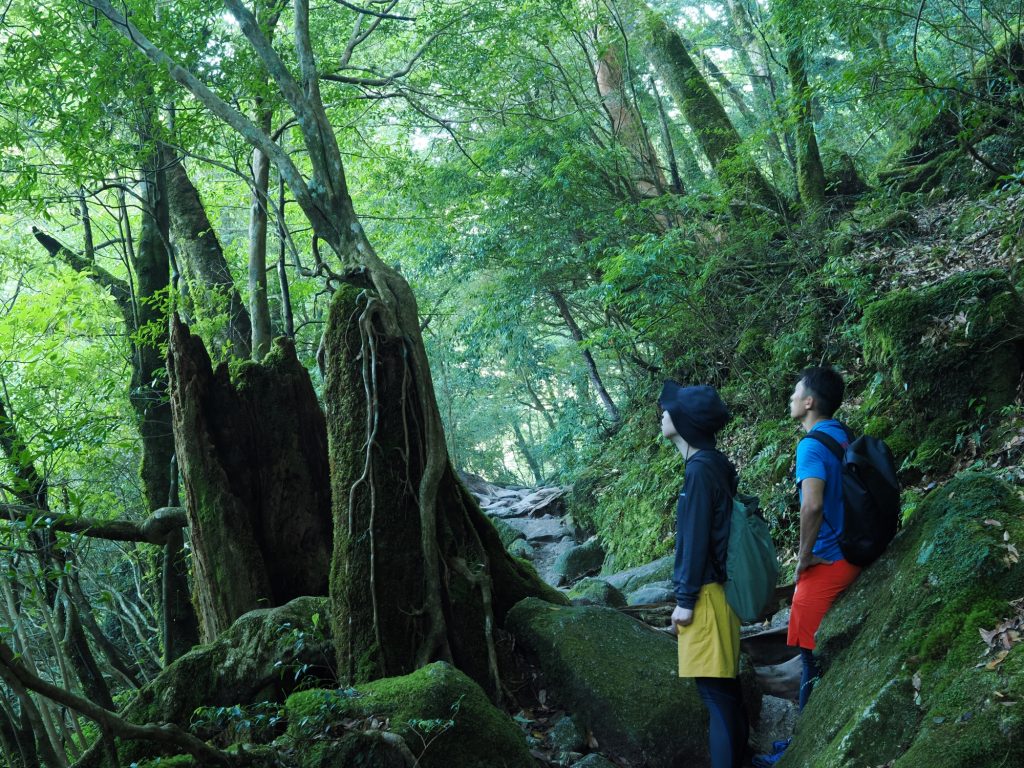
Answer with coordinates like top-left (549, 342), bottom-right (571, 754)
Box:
top-left (785, 40), bottom-right (827, 216)
top-left (512, 422), bottom-right (545, 485)
top-left (249, 138), bottom-right (274, 360)
top-left (594, 38), bottom-right (667, 199)
top-left (629, 0), bottom-right (784, 213)
top-left (324, 286), bottom-right (565, 696)
top-left (132, 137), bottom-right (175, 513)
top-left (725, 0), bottom-right (797, 179)
top-left (276, 177), bottom-right (295, 337)
top-left (166, 316), bottom-right (332, 640)
top-left (165, 154), bottom-right (253, 359)
top-left (93, 0), bottom-right (565, 701)
top-left (549, 289), bottom-right (621, 424)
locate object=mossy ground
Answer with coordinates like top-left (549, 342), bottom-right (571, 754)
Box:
top-left (284, 662), bottom-right (534, 768)
top-left (779, 473), bottom-right (1024, 768)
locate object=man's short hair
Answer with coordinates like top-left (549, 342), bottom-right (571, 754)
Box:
top-left (799, 366), bottom-right (845, 417)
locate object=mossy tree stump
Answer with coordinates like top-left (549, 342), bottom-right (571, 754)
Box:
top-left (324, 285), bottom-right (564, 699)
top-left (167, 317), bottom-right (333, 641)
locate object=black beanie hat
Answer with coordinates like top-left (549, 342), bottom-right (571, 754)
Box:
top-left (659, 381), bottom-right (731, 450)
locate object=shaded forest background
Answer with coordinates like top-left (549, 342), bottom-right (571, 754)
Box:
top-left (1, 0), bottom-right (1024, 765)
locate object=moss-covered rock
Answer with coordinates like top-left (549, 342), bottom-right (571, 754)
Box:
top-left (548, 713), bottom-right (586, 755)
top-left (506, 598), bottom-right (761, 766)
top-left (84, 597), bottom-right (332, 767)
top-left (491, 516), bottom-right (526, 549)
top-left (553, 537), bottom-right (606, 585)
top-left (566, 577), bottom-right (626, 608)
top-left (863, 270), bottom-right (1024, 426)
top-left (779, 472), bottom-right (1024, 768)
top-left (284, 662), bottom-right (533, 768)
top-left (603, 554), bottom-right (674, 594)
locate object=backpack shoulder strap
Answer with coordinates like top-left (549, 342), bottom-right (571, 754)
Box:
top-left (802, 430), bottom-right (844, 462)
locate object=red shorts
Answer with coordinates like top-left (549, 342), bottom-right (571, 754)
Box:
top-left (787, 559), bottom-right (862, 650)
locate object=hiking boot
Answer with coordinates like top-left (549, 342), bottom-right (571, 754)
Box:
top-left (751, 740), bottom-right (790, 767)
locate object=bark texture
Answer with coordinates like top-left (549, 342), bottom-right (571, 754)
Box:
top-left (167, 316), bottom-right (332, 640)
top-left (325, 286), bottom-right (566, 695)
top-left (785, 41), bottom-right (827, 214)
top-left (133, 140), bottom-right (175, 512)
top-left (166, 155), bottom-right (253, 359)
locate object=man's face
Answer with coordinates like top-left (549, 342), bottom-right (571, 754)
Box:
top-left (789, 380), bottom-right (812, 419)
top-left (661, 408), bottom-right (678, 439)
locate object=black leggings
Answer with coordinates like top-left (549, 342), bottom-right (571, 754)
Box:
top-left (695, 677), bottom-right (748, 768)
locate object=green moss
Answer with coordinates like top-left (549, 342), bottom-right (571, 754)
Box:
top-left (862, 270), bottom-right (1024, 428)
top-left (285, 663), bottom-right (534, 768)
top-left (490, 516), bottom-right (525, 549)
top-left (567, 577), bottom-right (626, 608)
top-left (779, 472), bottom-right (1024, 768)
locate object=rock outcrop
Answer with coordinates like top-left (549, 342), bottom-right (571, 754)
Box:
top-left (779, 472), bottom-right (1024, 768)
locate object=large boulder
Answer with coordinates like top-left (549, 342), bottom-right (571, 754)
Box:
top-left (283, 662), bottom-right (534, 768)
top-left (506, 598), bottom-right (761, 767)
top-left (553, 537), bottom-right (606, 585)
top-left (779, 472), bottom-right (1024, 768)
top-left (77, 597), bottom-right (332, 767)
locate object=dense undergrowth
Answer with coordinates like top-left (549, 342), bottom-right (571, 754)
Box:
top-left (567, 164), bottom-right (1024, 573)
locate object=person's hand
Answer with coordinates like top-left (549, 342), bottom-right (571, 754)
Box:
top-left (672, 606), bottom-right (694, 633)
top-left (796, 554), bottom-right (833, 579)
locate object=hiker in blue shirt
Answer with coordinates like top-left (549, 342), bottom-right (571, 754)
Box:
top-left (754, 367), bottom-right (863, 767)
top-left (660, 381), bottom-right (748, 768)
top-left (787, 367), bottom-right (862, 700)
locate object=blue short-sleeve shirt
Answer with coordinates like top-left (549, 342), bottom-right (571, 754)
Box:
top-left (795, 419), bottom-right (848, 562)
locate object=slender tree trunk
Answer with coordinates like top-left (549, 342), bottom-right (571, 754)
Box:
top-left (651, 79), bottom-right (686, 193)
top-left (726, 0), bottom-right (797, 180)
top-left (249, 135), bottom-right (274, 360)
top-left (785, 39), bottom-right (827, 216)
top-left (594, 37), bottom-right (666, 198)
top-left (512, 422), bottom-right (544, 484)
top-left (549, 289), bottom-right (621, 424)
top-left (165, 154), bottom-right (253, 358)
top-left (276, 177), bottom-right (295, 337)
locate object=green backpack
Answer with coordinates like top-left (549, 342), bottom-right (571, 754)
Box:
top-left (723, 493), bottom-right (780, 623)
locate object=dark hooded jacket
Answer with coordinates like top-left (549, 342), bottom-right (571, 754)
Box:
top-left (673, 448), bottom-right (738, 610)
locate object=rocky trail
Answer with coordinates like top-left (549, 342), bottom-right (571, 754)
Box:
top-left (464, 472), bottom-right (801, 758)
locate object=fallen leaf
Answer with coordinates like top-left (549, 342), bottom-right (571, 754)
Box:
top-left (986, 650), bottom-right (1010, 670)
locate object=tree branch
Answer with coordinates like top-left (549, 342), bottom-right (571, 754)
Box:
top-left (0, 504), bottom-right (186, 545)
top-left (32, 227), bottom-right (132, 312)
top-left (0, 639), bottom-right (233, 767)
top-left (84, 0), bottom-right (312, 216)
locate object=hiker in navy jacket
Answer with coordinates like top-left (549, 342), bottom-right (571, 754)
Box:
top-left (660, 381), bottom-right (747, 768)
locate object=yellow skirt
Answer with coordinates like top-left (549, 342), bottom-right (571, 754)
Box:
top-left (677, 582), bottom-right (740, 678)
